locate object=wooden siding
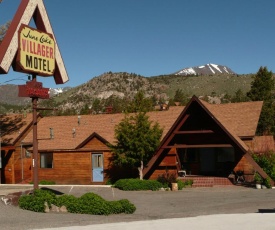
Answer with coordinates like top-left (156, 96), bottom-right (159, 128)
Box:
top-left (38, 152), bottom-right (91, 184)
top-left (233, 155), bottom-right (255, 182)
top-left (81, 137), bottom-right (110, 151)
top-left (149, 148), bottom-right (178, 180)
top-left (37, 150), bottom-right (113, 185)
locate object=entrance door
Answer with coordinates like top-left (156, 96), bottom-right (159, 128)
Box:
top-left (200, 148), bottom-right (216, 175)
top-left (92, 153), bottom-right (104, 182)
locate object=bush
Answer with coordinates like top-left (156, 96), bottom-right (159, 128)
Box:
top-left (19, 189), bottom-right (136, 215)
top-left (53, 194), bottom-right (78, 209)
top-left (108, 199), bottom-right (136, 214)
top-left (29, 180), bottom-right (56, 185)
top-left (114, 179), bottom-right (162, 191)
top-left (254, 172), bottom-right (263, 184)
top-left (177, 180), bottom-right (184, 190)
top-left (252, 151), bottom-right (275, 181)
top-left (176, 179), bottom-right (193, 190)
top-left (157, 172), bottom-right (177, 188)
top-left (19, 189), bottom-right (56, 212)
top-left (39, 180), bottom-right (56, 185)
top-left (263, 177), bottom-right (272, 189)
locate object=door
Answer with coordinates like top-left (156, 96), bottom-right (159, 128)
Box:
top-left (200, 148), bottom-right (216, 175)
top-left (92, 153), bottom-right (104, 182)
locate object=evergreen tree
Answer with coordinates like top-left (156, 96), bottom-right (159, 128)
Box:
top-left (91, 98), bottom-right (102, 114)
top-left (247, 66), bottom-right (275, 135)
top-left (125, 91), bottom-right (154, 113)
top-left (231, 89), bottom-right (249, 103)
top-left (109, 112), bottom-right (163, 179)
top-left (173, 89), bottom-right (189, 105)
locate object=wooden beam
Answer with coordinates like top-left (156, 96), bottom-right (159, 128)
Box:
top-left (162, 144), bottom-right (233, 149)
top-left (161, 114), bottom-right (190, 148)
top-left (173, 130), bottom-right (214, 134)
top-left (1, 146), bottom-right (15, 151)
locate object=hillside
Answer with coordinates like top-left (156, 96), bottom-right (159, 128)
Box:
top-left (35, 72), bottom-right (254, 114)
top-left (0, 64), bottom-right (258, 114)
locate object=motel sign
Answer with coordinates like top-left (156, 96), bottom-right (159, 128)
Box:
top-left (16, 24), bottom-right (55, 76)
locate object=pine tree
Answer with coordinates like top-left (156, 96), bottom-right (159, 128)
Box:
top-left (173, 89), bottom-right (189, 105)
top-left (231, 89), bottom-right (249, 103)
top-left (247, 66), bottom-right (275, 135)
top-left (125, 91), bottom-right (154, 113)
top-left (109, 112), bottom-right (163, 180)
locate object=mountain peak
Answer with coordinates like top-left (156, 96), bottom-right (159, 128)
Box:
top-left (175, 63), bottom-right (236, 76)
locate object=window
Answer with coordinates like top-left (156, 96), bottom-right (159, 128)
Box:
top-left (92, 153), bottom-right (103, 168)
top-left (178, 148), bottom-right (199, 163)
top-left (217, 148), bottom-right (235, 162)
top-left (40, 152), bottom-right (53, 168)
top-left (25, 150), bottom-right (31, 158)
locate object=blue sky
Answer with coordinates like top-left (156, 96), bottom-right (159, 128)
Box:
top-left (0, 0), bottom-right (275, 88)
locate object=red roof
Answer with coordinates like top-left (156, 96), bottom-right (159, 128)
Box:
top-left (5, 99), bottom-right (263, 151)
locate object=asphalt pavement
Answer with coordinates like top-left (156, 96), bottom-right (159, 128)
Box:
top-left (0, 184), bottom-right (275, 230)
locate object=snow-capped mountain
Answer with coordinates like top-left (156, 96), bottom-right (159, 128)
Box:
top-left (175, 63), bottom-right (236, 76)
top-left (49, 87), bottom-right (71, 96)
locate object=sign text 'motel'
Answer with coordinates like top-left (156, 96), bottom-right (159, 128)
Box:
top-left (18, 81), bottom-right (49, 99)
top-left (16, 24), bottom-right (55, 76)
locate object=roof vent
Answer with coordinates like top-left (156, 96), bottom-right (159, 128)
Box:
top-left (78, 115), bottom-right (81, 125)
top-left (72, 128), bottom-right (76, 138)
top-left (50, 128), bottom-right (54, 139)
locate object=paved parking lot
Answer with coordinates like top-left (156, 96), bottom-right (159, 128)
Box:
top-left (0, 185), bottom-right (275, 230)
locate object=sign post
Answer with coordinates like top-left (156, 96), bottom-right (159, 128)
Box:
top-left (0, 0), bottom-right (68, 188)
top-left (32, 75), bottom-right (39, 190)
top-left (18, 74), bottom-right (50, 190)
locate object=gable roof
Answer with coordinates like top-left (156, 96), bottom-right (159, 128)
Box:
top-left (22, 107), bottom-right (184, 151)
top-left (1, 113), bottom-right (34, 145)
top-left (200, 99), bottom-right (263, 137)
top-left (13, 98), bottom-right (263, 152)
top-left (250, 136), bottom-right (275, 153)
top-left (0, 0), bottom-right (68, 84)
top-left (143, 96), bottom-right (263, 178)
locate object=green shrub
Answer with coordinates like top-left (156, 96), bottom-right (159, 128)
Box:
top-left (177, 180), bottom-right (184, 190)
top-left (263, 177), bottom-right (272, 188)
top-left (39, 180), bottom-right (56, 185)
top-left (29, 180), bottom-right (56, 185)
top-left (117, 199), bottom-right (136, 214)
top-left (77, 193), bottom-right (111, 215)
top-left (252, 151), bottom-right (275, 181)
top-left (254, 172), bottom-right (263, 184)
top-left (114, 179), bottom-right (162, 191)
top-left (19, 190), bottom-right (136, 215)
top-left (176, 179), bottom-right (193, 190)
top-left (108, 200), bottom-right (124, 214)
top-left (19, 189), bottom-right (56, 212)
top-left (107, 199), bottom-right (136, 214)
top-left (53, 194), bottom-right (77, 208)
top-left (184, 179), bottom-right (193, 186)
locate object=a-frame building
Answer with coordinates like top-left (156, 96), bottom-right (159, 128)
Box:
top-left (143, 96), bottom-right (270, 184)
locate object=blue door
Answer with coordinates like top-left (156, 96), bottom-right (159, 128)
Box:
top-left (92, 153), bottom-right (104, 182)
